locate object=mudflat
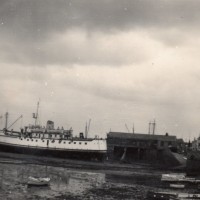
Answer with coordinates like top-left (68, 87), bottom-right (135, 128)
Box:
top-left (0, 152), bottom-right (195, 200)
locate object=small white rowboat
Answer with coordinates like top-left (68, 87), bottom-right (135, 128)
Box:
top-left (27, 176), bottom-right (50, 186)
top-left (170, 183), bottom-right (185, 189)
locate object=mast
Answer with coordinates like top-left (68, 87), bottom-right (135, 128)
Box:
top-left (132, 123), bottom-right (134, 134)
top-left (87, 119), bottom-right (91, 138)
top-left (85, 122), bottom-right (88, 138)
top-left (5, 112), bottom-right (8, 129)
top-left (33, 100), bottom-right (40, 126)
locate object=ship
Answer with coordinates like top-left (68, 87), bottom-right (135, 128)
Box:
top-left (0, 102), bottom-right (107, 161)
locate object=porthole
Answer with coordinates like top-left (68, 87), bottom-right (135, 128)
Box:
top-left (27, 139), bottom-right (29, 141)
top-left (69, 142), bottom-right (71, 144)
top-left (74, 142), bottom-right (76, 144)
top-left (36, 140), bottom-right (38, 142)
top-left (64, 142), bottom-right (66, 144)
top-left (85, 142), bottom-right (87, 145)
top-left (79, 142), bottom-right (81, 144)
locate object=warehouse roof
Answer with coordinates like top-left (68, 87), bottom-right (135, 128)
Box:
top-left (107, 132), bottom-right (177, 141)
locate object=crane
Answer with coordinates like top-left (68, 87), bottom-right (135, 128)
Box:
top-left (125, 123), bottom-right (130, 133)
top-left (7, 115), bottom-right (23, 129)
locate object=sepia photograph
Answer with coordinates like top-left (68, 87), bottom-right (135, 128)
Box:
top-left (0, 0), bottom-right (200, 199)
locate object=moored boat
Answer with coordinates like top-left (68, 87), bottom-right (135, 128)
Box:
top-left (146, 191), bottom-right (178, 200)
top-left (169, 183), bottom-right (185, 189)
top-left (146, 191), bottom-right (200, 200)
top-left (0, 102), bottom-right (107, 161)
top-left (27, 176), bottom-right (50, 187)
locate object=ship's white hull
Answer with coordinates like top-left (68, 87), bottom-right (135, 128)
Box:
top-left (0, 132), bottom-right (107, 160)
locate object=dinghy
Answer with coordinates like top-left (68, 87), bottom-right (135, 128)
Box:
top-left (170, 184), bottom-right (185, 189)
top-left (27, 176), bottom-right (50, 187)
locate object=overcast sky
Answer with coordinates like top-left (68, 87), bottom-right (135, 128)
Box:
top-left (1, 0), bottom-right (200, 140)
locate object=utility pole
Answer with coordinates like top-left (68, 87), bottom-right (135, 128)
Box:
top-left (152, 119), bottom-right (156, 135)
top-left (148, 120), bottom-right (156, 135)
top-left (148, 121), bottom-right (151, 134)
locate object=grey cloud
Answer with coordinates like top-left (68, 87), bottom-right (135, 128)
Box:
top-left (1, 0), bottom-right (200, 41)
top-left (0, 29), bottom-right (151, 66)
top-left (0, 0), bottom-right (199, 66)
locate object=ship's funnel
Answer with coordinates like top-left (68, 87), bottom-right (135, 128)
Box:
top-left (46, 120), bottom-right (54, 130)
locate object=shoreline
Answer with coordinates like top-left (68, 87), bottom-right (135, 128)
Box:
top-left (0, 151), bottom-right (179, 173)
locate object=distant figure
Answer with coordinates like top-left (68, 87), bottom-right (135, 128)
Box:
top-left (25, 127), bottom-right (28, 134)
top-left (79, 132), bottom-right (84, 139)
